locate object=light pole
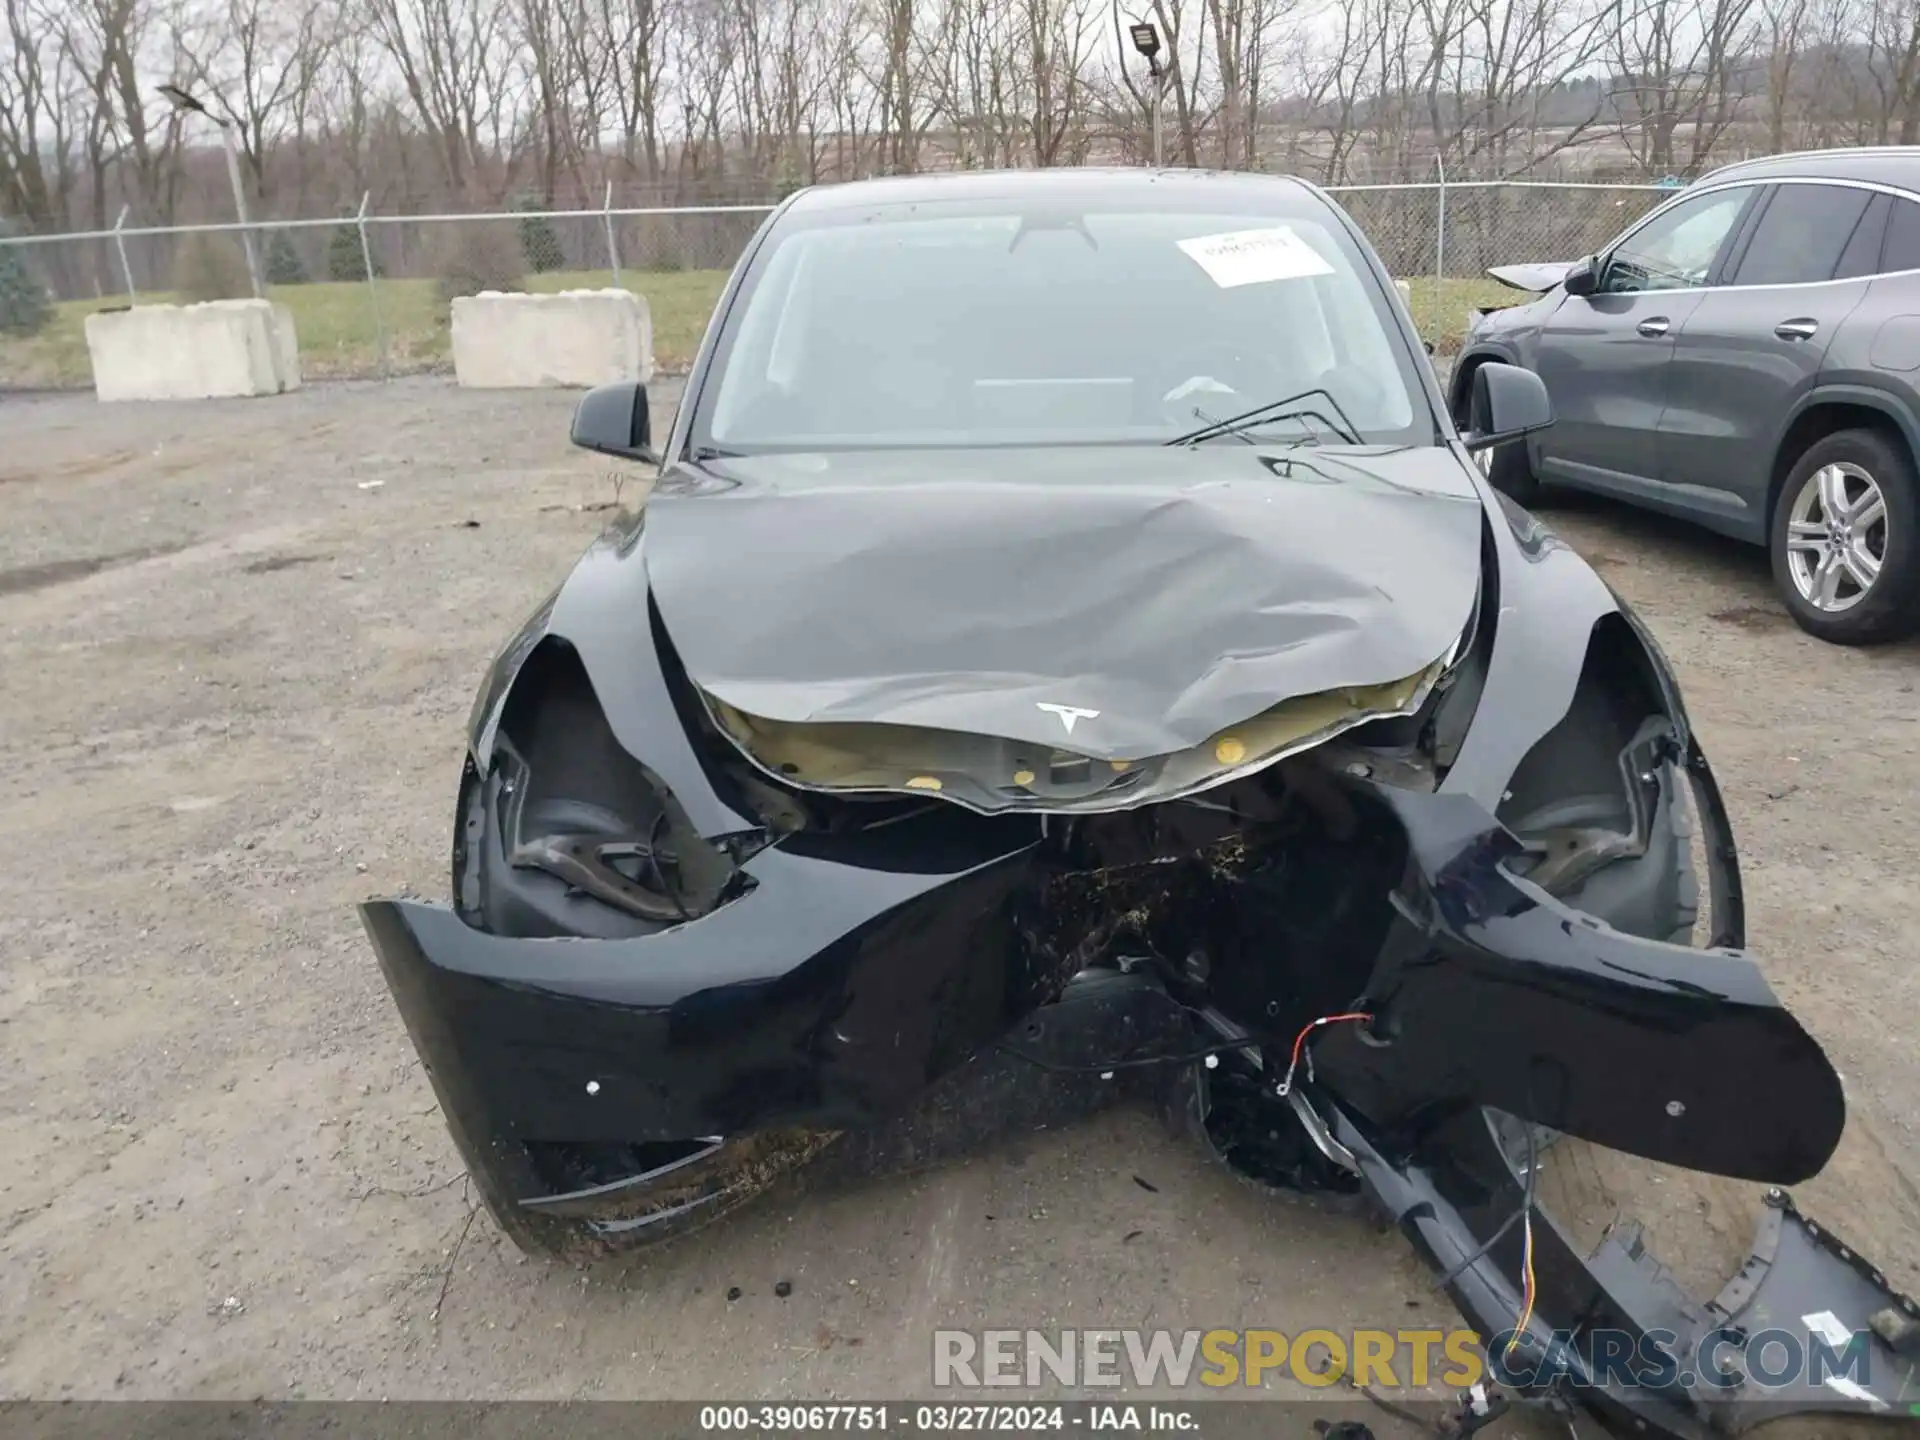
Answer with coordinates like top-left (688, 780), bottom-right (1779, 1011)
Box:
top-left (159, 83), bottom-right (262, 298)
top-left (1128, 22), bottom-right (1164, 169)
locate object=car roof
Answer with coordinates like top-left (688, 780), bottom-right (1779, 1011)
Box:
top-left (1698, 146), bottom-right (1920, 191)
top-left (782, 167), bottom-right (1323, 214)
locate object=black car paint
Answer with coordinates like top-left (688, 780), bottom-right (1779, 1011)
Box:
top-left (360, 170), bottom-right (1912, 1437)
top-left (367, 721), bottom-right (1844, 1184)
top-left (462, 440), bottom-right (1622, 839)
top-left (1312, 779), bottom-right (1842, 1185)
top-left (646, 445), bottom-right (1483, 759)
top-left (369, 469), bottom-right (1910, 1428)
top-left (467, 523), bottom-right (757, 841)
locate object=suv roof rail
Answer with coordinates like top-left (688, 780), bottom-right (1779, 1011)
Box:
top-left (1701, 145), bottom-right (1920, 182)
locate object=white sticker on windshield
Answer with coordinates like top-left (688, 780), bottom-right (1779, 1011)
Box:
top-left (1177, 226), bottom-right (1335, 288)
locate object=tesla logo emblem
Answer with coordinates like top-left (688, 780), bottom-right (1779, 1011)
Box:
top-left (1036, 703), bottom-right (1100, 735)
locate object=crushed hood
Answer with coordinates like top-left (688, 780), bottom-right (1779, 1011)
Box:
top-left (642, 445), bottom-right (1484, 761)
top-left (1487, 261), bottom-right (1578, 293)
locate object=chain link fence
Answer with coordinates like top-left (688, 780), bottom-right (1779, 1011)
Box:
top-left (1326, 179), bottom-right (1671, 361)
top-left (0, 180), bottom-right (1671, 391)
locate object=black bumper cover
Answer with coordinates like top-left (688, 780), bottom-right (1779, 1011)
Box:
top-left (362, 782), bottom-right (1916, 1433)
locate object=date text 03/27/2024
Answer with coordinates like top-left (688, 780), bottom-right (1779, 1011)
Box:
top-left (698, 1405), bottom-right (1198, 1432)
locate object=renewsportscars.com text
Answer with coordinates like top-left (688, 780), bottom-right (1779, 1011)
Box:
top-left (932, 1325), bottom-right (1879, 1397)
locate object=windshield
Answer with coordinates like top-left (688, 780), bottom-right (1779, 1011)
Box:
top-left (695, 191), bottom-right (1433, 453)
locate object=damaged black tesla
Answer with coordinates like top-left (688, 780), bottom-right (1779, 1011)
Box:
top-left (360, 169), bottom-right (1917, 1433)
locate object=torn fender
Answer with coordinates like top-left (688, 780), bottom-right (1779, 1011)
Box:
top-left (1440, 485), bottom-right (1627, 811)
top-left (1316, 784), bottom-right (1845, 1186)
top-left (464, 520), bottom-right (761, 841)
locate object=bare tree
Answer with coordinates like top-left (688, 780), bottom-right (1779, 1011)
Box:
top-left (1018, 0), bottom-right (1096, 164)
top-left (762, 0), bottom-right (848, 182)
top-left (1798, 0), bottom-right (1874, 147)
top-left (594, 0), bottom-right (673, 182)
top-left (1292, 0), bottom-right (1389, 180)
top-left (1760, 0), bottom-right (1809, 150)
top-left (0, 0), bottom-right (80, 227)
top-left (19, 0), bottom-right (1920, 257)
top-left (309, 24), bottom-right (380, 198)
top-left (821, 0), bottom-right (882, 177)
top-left (362, 0), bottom-right (509, 193)
top-left (1863, 0), bottom-right (1920, 143)
top-left (510, 0), bottom-right (567, 199)
top-left (673, 0), bottom-right (736, 181)
top-left (924, 0), bottom-right (1007, 166)
top-left (176, 0), bottom-right (332, 201)
top-left (868, 0), bottom-right (929, 172)
top-left (1206, 0), bottom-right (1294, 168)
top-left (1430, 0), bottom-right (1614, 176)
top-left (63, 0), bottom-right (193, 226)
top-left (1606, 0), bottom-right (1759, 174)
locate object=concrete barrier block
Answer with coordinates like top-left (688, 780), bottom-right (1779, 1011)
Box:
top-left (84, 300), bottom-right (301, 402)
top-left (451, 289), bottom-right (653, 389)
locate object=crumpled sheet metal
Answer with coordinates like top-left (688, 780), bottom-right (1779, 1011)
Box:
top-left (644, 443), bottom-right (1482, 760)
top-left (704, 658), bottom-right (1445, 813)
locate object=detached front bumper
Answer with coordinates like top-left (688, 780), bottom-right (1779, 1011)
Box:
top-left (363, 779), bottom-right (1917, 1431)
top-left (364, 808), bottom-right (1060, 1243)
top-left (1329, 1107), bottom-right (1920, 1434)
top-left (365, 776), bottom-right (1849, 1208)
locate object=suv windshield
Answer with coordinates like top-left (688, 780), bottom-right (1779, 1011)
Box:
top-left (696, 190), bottom-right (1432, 453)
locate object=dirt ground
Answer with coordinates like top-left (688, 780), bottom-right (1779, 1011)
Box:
top-left (1, 379), bottom-right (1916, 1423)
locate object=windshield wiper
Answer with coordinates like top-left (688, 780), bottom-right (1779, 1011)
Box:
top-left (1166, 387), bottom-right (1363, 448)
top-left (1184, 405), bottom-right (1257, 445)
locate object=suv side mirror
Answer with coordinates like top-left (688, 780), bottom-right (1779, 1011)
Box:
top-left (1462, 361), bottom-right (1554, 454)
top-left (1562, 256), bottom-right (1599, 297)
top-left (570, 381), bottom-right (659, 464)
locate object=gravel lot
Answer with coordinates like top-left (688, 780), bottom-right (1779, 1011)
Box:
top-left (2, 379), bottom-right (1916, 1420)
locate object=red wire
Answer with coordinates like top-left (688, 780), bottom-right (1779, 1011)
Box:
top-left (1506, 1208), bottom-right (1538, 1357)
top-left (1277, 1011), bottom-right (1374, 1095)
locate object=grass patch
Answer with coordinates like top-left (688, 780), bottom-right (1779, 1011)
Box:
top-left (0, 291), bottom-right (123, 389)
top-left (1399, 276), bottom-right (1524, 354)
top-left (0, 267), bottom-right (1510, 390)
top-left (0, 268), bottom-right (732, 389)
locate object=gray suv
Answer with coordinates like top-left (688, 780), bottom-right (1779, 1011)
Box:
top-left (1455, 147), bottom-right (1920, 644)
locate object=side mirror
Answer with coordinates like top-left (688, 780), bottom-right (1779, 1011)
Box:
top-left (1562, 256), bottom-right (1599, 297)
top-left (570, 381), bottom-right (659, 464)
top-left (1462, 361), bottom-right (1554, 454)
